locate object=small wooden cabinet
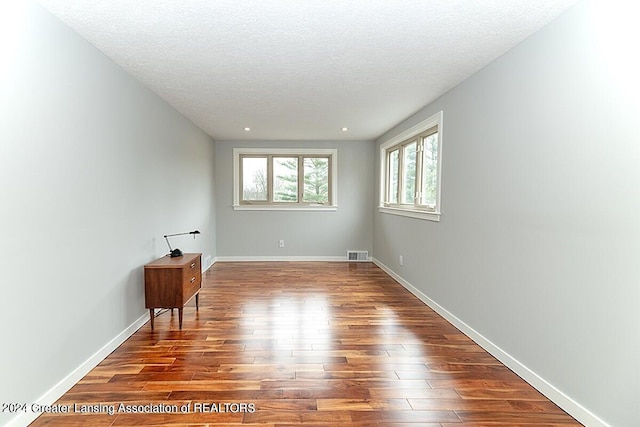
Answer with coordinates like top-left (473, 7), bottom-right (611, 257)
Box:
top-left (144, 253), bottom-right (202, 330)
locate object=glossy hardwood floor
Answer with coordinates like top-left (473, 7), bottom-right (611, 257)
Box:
top-left (31, 262), bottom-right (581, 426)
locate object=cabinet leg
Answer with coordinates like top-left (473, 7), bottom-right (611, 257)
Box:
top-left (196, 293), bottom-right (199, 310)
top-left (149, 308), bottom-right (155, 330)
top-left (178, 308), bottom-right (183, 330)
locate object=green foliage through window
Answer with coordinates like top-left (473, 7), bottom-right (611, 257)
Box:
top-left (274, 157), bottom-right (298, 202)
top-left (240, 152), bottom-right (333, 205)
top-left (303, 158), bottom-right (329, 204)
top-left (385, 128), bottom-right (439, 211)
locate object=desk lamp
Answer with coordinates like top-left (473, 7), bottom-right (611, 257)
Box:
top-left (163, 230), bottom-right (200, 257)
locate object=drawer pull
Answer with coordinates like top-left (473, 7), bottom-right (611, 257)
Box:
top-left (190, 262), bottom-right (196, 268)
top-left (190, 277), bottom-right (196, 283)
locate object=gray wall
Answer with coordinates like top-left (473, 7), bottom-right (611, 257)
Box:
top-left (0, 3), bottom-right (216, 425)
top-left (373, 1), bottom-right (639, 426)
top-left (215, 140), bottom-right (373, 258)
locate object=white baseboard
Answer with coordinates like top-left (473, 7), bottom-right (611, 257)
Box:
top-left (202, 256), bottom-right (216, 273)
top-left (6, 313), bottom-right (149, 427)
top-left (372, 258), bottom-right (609, 427)
top-left (214, 256), bottom-right (367, 262)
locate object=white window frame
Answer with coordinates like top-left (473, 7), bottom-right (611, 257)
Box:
top-left (379, 111), bottom-right (443, 221)
top-left (233, 148), bottom-right (338, 211)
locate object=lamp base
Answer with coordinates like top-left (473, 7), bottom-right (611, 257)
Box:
top-left (169, 249), bottom-right (183, 257)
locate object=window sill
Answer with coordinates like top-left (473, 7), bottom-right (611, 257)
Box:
top-left (378, 206), bottom-right (440, 222)
top-left (234, 205), bottom-right (338, 212)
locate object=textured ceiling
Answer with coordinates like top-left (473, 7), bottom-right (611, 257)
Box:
top-left (39, 0), bottom-right (580, 141)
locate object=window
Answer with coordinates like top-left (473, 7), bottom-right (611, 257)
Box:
top-left (379, 111), bottom-right (443, 221)
top-left (234, 148), bottom-right (337, 210)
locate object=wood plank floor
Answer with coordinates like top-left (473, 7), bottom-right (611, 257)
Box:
top-left (31, 262), bottom-right (582, 426)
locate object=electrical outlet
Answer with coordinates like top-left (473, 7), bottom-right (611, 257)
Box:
top-left (399, 255), bottom-right (404, 266)
top-left (279, 239), bottom-right (285, 248)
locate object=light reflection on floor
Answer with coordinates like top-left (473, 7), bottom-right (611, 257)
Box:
top-left (242, 293), bottom-right (333, 373)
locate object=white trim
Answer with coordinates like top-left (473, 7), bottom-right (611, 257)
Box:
top-left (378, 206), bottom-right (440, 222)
top-left (233, 148), bottom-right (338, 208)
top-left (5, 313), bottom-right (149, 427)
top-left (372, 258), bottom-right (611, 427)
top-left (380, 112), bottom-right (442, 151)
top-left (215, 256), bottom-right (371, 262)
top-left (234, 148), bottom-right (337, 156)
top-left (233, 205), bottom-right (337, 212)
top-left (202, 255), bottom-right (216, 273)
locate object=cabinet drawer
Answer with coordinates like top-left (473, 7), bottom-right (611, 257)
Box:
top-left (187, 256), bottom-right (200, 273)
top-left (183, 271), bottom-right (201, 300)
top-left (183, 258), bottom-right (201, 283)
top-left (182, 255), bottom-right (201, 303)
top-left (183, 278), bottom-right (200, 304)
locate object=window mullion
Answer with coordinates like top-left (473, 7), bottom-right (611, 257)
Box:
top-left (415, 139), bottom-right (424, 207)
top-left (398, 145), bottom-right (404, 205)
top-left (239, 155), bottom-right (245, 203)
top-left (267, 155), bottom-right (273, 203)
top-left (327, 155), bottom-right (333, 205)
top-left (298, 156), bottom-right (304, 203)
top-left (394, 149), bottom-right (400, 205)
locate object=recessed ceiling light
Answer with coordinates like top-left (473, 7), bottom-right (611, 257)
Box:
top-left (243, 127), bottom-right (251, 131)
top-left (341, 127), bottom-right (349, 132)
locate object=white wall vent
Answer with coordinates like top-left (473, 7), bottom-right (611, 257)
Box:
top-left (347, 250), bottom-right (369, 262)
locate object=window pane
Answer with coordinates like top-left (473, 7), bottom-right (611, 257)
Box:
top-left (421, 133), bottom-right (438, 207)
top-left (303, 157), bottom-right (329, 203)
top-left (242, 157), bottom-right (267, 201)
top-left (273, 157), bottom-right (298, 202)
top-left (389, 149), bottom-right (399, 203)
top-left (402, 141), bottom-right (417, 204)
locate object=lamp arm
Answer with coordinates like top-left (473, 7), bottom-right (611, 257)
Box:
top-left (163, 230), bottom-right (200, 238)
top-left (164, 232), bottom-right (188, 238)
top-left (164, 235), bottom-right (174, 252)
